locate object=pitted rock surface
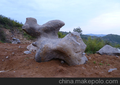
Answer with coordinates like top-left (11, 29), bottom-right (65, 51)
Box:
top-left (22, 17), bottom-right (87, 65)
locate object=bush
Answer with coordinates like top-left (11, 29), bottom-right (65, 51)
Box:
top-left (58, 32), bottom-right (66, 38)
top-left (0, 29), bottom-right (6, 42)
top-left (0, 15), bottom-right (22, 29)
top-left (84, 37), bottom-right (105, 54)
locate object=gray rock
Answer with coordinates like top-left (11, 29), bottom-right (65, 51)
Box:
top-left (24, 51), bottom-right (31, 54)
top-left (12, 52), bottom-right (14, 54)
top-left (116, 56), bottom-right (119, 58)
top-left (6, 56), bottom-right (9, 59)
top-left (96, 45), bottom-right (120, 56)
top-left (22, 17), bottom-right (65, 38)
top-left (108, 68), bottom-right (117, 72)
top-left (61, 60), bottom-right (64, 64)
top-left (18, 46), bottom-right (21, 48)
top-left (27, 43), bottom-right (38, 52)
top-left (22, 17), bottom-right (87, 66)
top-left (12, 38), bottom-right (21, 44)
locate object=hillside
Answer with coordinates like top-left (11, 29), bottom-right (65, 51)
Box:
top-left (0, 15), bottom-right (35, 43)
top-left (102, 34), bottom-right (120, 45)
top-left (86, 34), bottom-right (106, 37)
top-left (60, 31), bottom-right (120, 45)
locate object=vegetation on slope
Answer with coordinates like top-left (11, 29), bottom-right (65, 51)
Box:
top-left (0, 15), bottom-right (36, 42)
top-left (102, 34), bottom-right (120, 44)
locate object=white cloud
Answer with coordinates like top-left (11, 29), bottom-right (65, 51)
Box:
top-left (82, 11), bottom-right (120, 34)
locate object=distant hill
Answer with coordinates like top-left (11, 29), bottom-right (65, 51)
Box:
top-left (102, 34), bottom-right (120, 44)
top-left (86, 34), bottom-right (106, 37)
top-left (60, 31), bottom-right (120, 45)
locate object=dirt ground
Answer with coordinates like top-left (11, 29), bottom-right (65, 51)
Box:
top-left (0, 42), bottom-right (120, 78)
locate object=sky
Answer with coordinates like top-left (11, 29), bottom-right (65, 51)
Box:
top-left (0, 0), bottom-right (120, 35)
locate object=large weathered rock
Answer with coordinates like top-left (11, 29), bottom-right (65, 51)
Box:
top-left (22, 17), bottom-right (65, 38)
top-left (96, 45), bottom-right (120, 56)
top-left (22, 17), bottom-right (87, 65)
top-left (35, 32), bottom-right (87, 65)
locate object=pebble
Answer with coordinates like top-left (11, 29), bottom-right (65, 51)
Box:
top-left (95, 66), bottom-right (97, 68)
top-left (108, 68), bottom-right (117, 73)
top-left (12, 52), bottom-right (15, 55)
top-left (61, 60), bottom-right (64, 64)
top-left (2, 59), bottom-right (4, 61)
top-left (0, 71), bottom-right (6, 73)
top-left (6, 56), bottom-right (9, 59)
top-left (89, 57), bottom-right (91, 59)
top-left (82, 67), bottom-right (85, 69)
top-left (24, 51), bottom-right (31, 54)
top-left (19, 46), bottom-right (21, 48)
top-left (116, 56), bottom-right (119, 58)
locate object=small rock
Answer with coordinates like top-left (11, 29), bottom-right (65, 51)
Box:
top-left (61, 60), bottom-right (64, 64)
top-left (19, 46), bottom-right (21, 48)
top-left (101, 72), bottom-right (104, 73)
top-left (2, 59), bottom-right (4, 61)
top-left (95, 66), bottom-right (97, 68)
top-left (101, 61), bottom-right (103, 62)
top-left (116, 56), bottom-right (119, 58)
top-left (0, 71), bottom-right (6, 73)
top-left (89, 57), bottom-right (91, 59)
top-left (12, 38), bottom-right (21, 44)
top-left (6, 56), bottom-right (9, 59)
top-left (108, 68), bottom-right (117, 72)
top-left (13, 71), bottom-right (15, 72)
top-left (12, 52), bottom-right (15, 55)
top-left (24, 51), bottom-right (31, 54)
top-left (82, 67), bottom-right (85, 69)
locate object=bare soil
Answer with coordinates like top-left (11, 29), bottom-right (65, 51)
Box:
top-left (0, 42), bottom-right (120, 78)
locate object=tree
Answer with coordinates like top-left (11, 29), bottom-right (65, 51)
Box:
top-left (73, 27), bottom-right (82, 34)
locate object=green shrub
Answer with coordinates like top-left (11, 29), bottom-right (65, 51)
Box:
top-left (84, 37), bottom-right (105, 54)
top-left (0, 15), bottom-right (22, 29)
top-left (99, 63), bottom-right (103, 65)
top-left (0, 29), bottom-right (6, 42)
top-left (93, 61), bottom-right (96, 64)
top-left (58, 32), bottom-right (66, 38)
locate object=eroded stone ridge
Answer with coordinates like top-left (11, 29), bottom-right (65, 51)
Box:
top-left (22, 17), bottom-right (87, 65)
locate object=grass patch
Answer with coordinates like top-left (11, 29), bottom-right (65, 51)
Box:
top-left (99, 63), bottom-right (103, 65)
top-left (93, 61), bottom-right (96, 64)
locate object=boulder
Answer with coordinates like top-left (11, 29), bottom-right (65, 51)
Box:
top-left (27, 43), bottom-right (38, 52)
top-left (12, 38), bottom-right (21, 44)
top-left (22, 17), bottom-right (87, 65)
top-left (96, 45), bottom-right (120, 56)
